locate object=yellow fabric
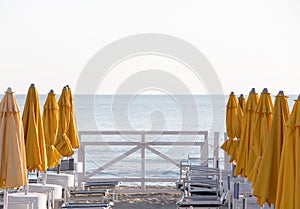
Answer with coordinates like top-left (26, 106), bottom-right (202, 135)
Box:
top-left (221, 93), bottom-right (238, 157)
top-left (226, 93), bottom-right (239, 139)
top-left (0, 92), bottom-right (27, 188)
top-left (43, 92), bottom-right (62, 168)
top-left (229, 139), bottom-right (240, 163)
top-left (247, 92), bottom-right (273, 184)
top-left (22, 87), bottom-right (48, 172)
top-left (238, 96), bottom-right (246, 111)
top-left (276, 99), bottom-right (300, 209)
top-left (228, 96), bottom-right (246, 164)
top-left (235, 97), bottom-right (246, 138)
top-left (221, 138), bottom-right (233, 154)
top-left (234, 92), bottom-right (258, 177)
top-left (66, 88), bottom-right (80, 149)
top-left (253, 94), bottom-right (289, 206)
top-left (55, 87), bottom-right (74, 157)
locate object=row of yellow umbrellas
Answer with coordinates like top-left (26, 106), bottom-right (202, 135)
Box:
top-left (0, 84), bottom-right (80, 190)
top-left (223, 88), bottom-right (300, 208)
top-left (24, 84), bottom-right (80, 172)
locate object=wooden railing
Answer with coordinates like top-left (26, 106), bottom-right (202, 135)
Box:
top-left (77, 130), bottom-right (227, 192)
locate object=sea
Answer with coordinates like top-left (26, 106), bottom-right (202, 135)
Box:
top-left (14, 94), bottom-right (298, 186)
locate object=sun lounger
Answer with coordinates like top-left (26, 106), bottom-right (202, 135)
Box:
top-left (0, 200), bottom-right (35, 209)
top-left (177, 196), bottom-right (224, 209)
top-left (81, 181), bottom-right (120, 201)
top-left (8, 192), bottom-right (48, 209)
top-left (28, 183), bottom-right (63, 208)
top-left (61, 202), bottom-right (112, 209)
top-left (46, 173), bottom-right (75, 204)
top-left (82, 181), bottom-right (120, 190)
top-left (176, 157), bottom-right (226, 209)
top-left (69, 189), bottom-right (108, 202)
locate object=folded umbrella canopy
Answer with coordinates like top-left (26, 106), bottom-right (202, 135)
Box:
top-left (235, 94), bottom-right (246, 138)
top-left (247, 88), bottom-right (273, 184)
top-left (0, 88), bottom-right (27, 209)
top-left (43, 90), bottom-right (62, 168)
top-left (55, 86), bottom-right (74, 157)
top-left (66, 86), bottom-right (80, 149)
top-left (0, 87), bottom-right (27, 188)
top-left (229, 94), bottom-right (246, 163)
top-left (276, 95), bottom-right (300, 209)
top-left (22, 84), bottom-right (47, 172)
top-left (221, 92), bottom-right (238, 161)
top-left (234, 88), bottom-right (258, 177)
top-left (253, 91), bottom-right (290, 206)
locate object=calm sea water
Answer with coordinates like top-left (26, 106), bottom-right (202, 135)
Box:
top-left (13, 94), bottom-right (297, 185)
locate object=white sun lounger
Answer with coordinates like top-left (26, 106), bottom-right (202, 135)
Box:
top-left (8, 192), bottom-right (47, 209)
top-left (61, 202), bottom-right (112, 209)
top-left (28, 183), bottom-right (63, 208)
top-left (46, 173), bottom-right (74, 204)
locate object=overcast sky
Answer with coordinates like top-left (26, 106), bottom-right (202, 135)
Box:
top-left (0, 0), bottom-right (299, 95)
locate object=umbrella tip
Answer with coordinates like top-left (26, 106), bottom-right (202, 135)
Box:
top-left (63, 86), bottom-right (67, 90)
top-left (49, 89), bottom-right (54, 94)
top-left (30, 83), bottom-right (35, 88)
top-left (250, 88), bottom-right (256, 94)
top-left (262, 88), bottom-right (268, 93)
top-left (278, 90), bottom-right (284, 96)
top-left (297, 94), bottom-right (300, 100)
top-left (66, 85), bottom-right (70, 89)
top-left (230, 91), bottom-right (234, 95)
top-left (6, 87), bottom-right (12, 93)
top-left (239, 94), bottom-right (244, 98)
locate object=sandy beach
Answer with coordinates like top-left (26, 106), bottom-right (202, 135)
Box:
top-left (114, 192), bottom-right (179, 209)
top-left (111, 186), bottom-right (263, 209)
top-left (113, 192), bottom-right (261, 209)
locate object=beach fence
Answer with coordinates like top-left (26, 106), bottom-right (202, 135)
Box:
top-left (77, 131), bottom-right (230, 192)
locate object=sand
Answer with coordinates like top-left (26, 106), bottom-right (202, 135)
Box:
top-left (114, 191), bottom-right (179, 209)
top-left (113, 191), bottom-right (262, 209)
top-left (59, 186), bottom-right (263, 209)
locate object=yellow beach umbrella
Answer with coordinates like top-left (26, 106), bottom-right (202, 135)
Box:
top-left (276, 95), bottom-right (300, 209)
top-left (247, 88), bottom-right (273, 184)
top-left (253, 91), bottom-right (290, 206)
top-left (221, 92), bottom-right (238, 158)
top-left (234, 88), bottom-right (258, 177)
top-left (22, 84), bottom-right (47, 172)
top-left (229, 94), bottom-right (246, 163)
top-left (66, 86), bottom-right (80, 149)
top-left (55, 86), bottom-right (74, 157)
top-left (43, 90), bottom-right (62, 168)
top-left (0, 88), bottom-right (27, 188)
top-left (235, 94), bottom-right (246, 138)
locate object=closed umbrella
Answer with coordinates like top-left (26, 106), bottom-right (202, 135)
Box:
top-left (22, 84), bottom-right (47, 172)
top-left (234, 88), bottom-right (258, 177)
top-left (276, 95), bottom-right (300, 209)
top-left (229, 94), bottom-right (246, 163)
top-left (253, 91), bottom-right (290, 206)
top-left (0, 88), bottom-right (27, 209)
top-left (247, 88), bottom-right (273, 184)
top-left (66, 86), bottom-right (80, 149)
top-left (43, 90), bottom-right (62, 168)
top-left (55, 86), bottom-right (74, 157)
top-left (221, 92), bottom-right (238, 158)
top-left (235, 94), bottom-right (246, 138)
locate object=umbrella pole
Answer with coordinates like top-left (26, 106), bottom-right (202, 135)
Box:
top-left (57, 163), bottom-right (61, 174)
top-left (42, 171), bottom-right (47, 185)
top-left (4, 188), bottom-right (8, 209)
top-left (25, 171), bottom-right (29, 194)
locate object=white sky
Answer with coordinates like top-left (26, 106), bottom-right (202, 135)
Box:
top-left (0, 0), bottom-right (299, 95)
